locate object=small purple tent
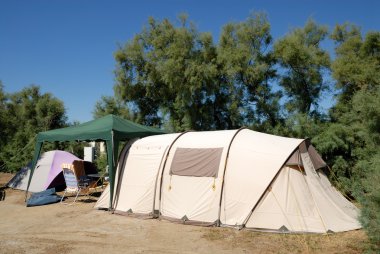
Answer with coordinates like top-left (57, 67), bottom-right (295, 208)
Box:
top-left (7, 150), bottom-right (80, 192)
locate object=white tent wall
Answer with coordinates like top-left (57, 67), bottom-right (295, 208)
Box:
top-left (95, 183), bottom-right (110, 209)
top-left (37, 152), bottom-right (55, 188)
top-left (220, 129), bottom-right (303, 226)
top-left (317, 169), bottom-right (358, 219)
top-left (95, 140), bottom-right (134, 210)
top-left (246, 166), bottom-right (327, 232)
top-left (245, 153), bottom-right (360, 233)
top-left (114, 134), bottom-right (180, 215)
top-left (160, 130), bottom-right (237, 224)
top-left (298, 152), bottom-right (360, 232)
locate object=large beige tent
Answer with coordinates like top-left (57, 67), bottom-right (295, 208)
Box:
top-left (95, 129), bottom-right (361, 233)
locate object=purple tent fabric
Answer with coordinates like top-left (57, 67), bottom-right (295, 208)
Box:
top-left (8, 150), bottom-right (81, 192)
top-left (44, 151), bottom-right (80, 189)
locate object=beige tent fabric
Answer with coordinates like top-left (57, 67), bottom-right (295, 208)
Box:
top-left (114, 143), bottom-right (168, 214)
top-left (94, 138), bottom-right (139, 210)
top-left (245, 153), bottom-right (360, 233)
top-left (220, 129), bottom-right (303, 226)
top-left (160, 130), bottom-right (237, 223)
top-left (170, 148), bottom-right (223, 177)
top-left (95, 134), bottom-right (181, 213)
top-left (94, 183), bottom-right (110, 209)
top-left (298, 152), bottom-right (360, 232)
top-left (94, 130), bottom-right (361, 233)
top-left (246, 166), bottom-right (326, 232)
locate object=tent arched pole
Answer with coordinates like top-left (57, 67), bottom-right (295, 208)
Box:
top-left (157, 131), bottom-right (191, 217)
top-left (240, 139), bottom-right (306, 228)
top-left (217, 127), bottom-right (247, 226)
top-left (112, 138), bottom-right (139, 210)
top-left (151, 145), bottom-right (169, 216)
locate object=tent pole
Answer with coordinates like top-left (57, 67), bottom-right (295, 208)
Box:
top-left (107, 131), bottom-right (115, 211)
top-left (25, 141), bottom-right (43, 202)
top-left (111, 138), bottom-right (120, 210)
top-left (217, 127), bottom-right (246, 226)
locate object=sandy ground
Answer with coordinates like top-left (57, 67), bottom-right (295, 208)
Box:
top-left (0, 173), bottom-right (368, 254)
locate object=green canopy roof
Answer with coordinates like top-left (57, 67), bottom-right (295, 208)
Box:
top-left (37, 114), bottom-right (166, 142)
top-left (27, 114), bottom-right (166, 209)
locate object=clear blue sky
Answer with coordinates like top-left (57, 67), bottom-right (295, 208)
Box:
top-left (1, 0), bottom-right (379, 123)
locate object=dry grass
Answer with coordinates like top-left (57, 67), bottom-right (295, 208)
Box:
top-left (202, 227), bottom-right (368, 254)
top-left (0, 173), bottom-right (369, 254)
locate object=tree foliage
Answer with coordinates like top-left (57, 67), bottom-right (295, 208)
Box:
top-left (114, 13), bottom-right (279, 131)
top-left (274, 20), bottom-right (330, 115)
top-left (93, 95), bottom-right (132, 120)
top-left (312, 25), bottom-right (380, 251)
top-left (0, 85), bottom-right (67, 172)
top-left (218, 13), bottom-right (280, 130)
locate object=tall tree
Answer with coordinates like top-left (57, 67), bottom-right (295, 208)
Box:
top-left (331, 23), bottom-right (380, 109)
top-left (274, 20), bottom-right (330, 115)
top-left (114, 15), bottom-right (220, 131)
top-left (314, 24), bottom-right (380, 251)
top-left (0, 85), bottom-right (67, 172)
top-left (315, 25), bottom-right (380, 181)
top-left (114, 13), bottom-right (279, 131)
top-left (218, 13), bottom-right (280, 130)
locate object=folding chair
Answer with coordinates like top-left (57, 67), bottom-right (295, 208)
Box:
top-left (60, 163), bottom-right (94, 204)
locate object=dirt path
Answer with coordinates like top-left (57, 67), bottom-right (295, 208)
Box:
top-left (0, 173), bottom-right (368, 254)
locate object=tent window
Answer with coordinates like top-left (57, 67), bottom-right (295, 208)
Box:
top-left (170, 148), bottom-right (223, 177)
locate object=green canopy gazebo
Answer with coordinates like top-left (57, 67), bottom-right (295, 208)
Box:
top-left (26, 114), bottom-right (166, 208)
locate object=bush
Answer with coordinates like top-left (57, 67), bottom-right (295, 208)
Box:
top-left (358, 153), bottom-right (380, 252)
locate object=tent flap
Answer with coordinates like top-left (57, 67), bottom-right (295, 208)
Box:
top-left (170, 148), bottom-right (223, 177)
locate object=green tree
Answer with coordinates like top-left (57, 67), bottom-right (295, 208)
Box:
top-left (274, 20), bottom-right (330, 116)
top-left (114, 15), bottom-right (219, 131)
top-left (114, 13), bottom-right (279, 131)
top-left (218, 13), bottom-right (280, 130)
top-left (331, 24), bottom-right (380, 102)
top-left (348, 87), bottom-right (380, 252)
top-left (315, 25), bottom-right (380, 183)
top-left (93, 95), bottom-right (133, 120)
top-left (314, 24), bottom-right (380, 251)
top-left (0, 85), bottom-right (67, 172)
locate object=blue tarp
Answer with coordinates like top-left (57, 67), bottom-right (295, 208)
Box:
top-left (26, 188), bottom-right (61, 207)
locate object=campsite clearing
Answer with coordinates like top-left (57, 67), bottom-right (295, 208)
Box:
top-left (0, 173), bottom-right (369, 253)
